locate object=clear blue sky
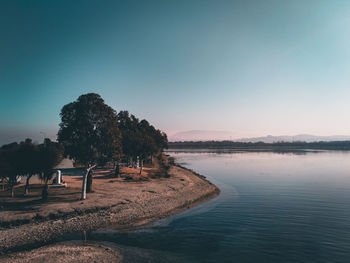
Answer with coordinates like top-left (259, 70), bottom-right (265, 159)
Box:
top-left (1, 0), bottom-right (350, 144)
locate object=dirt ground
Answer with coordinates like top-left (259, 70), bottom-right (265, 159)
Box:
top-left (0, 165), bottom-right (164, 225)
top-left (1, 242), bottom-right (122, 263)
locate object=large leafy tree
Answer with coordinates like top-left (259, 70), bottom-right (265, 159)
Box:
top-left (58, 93), bottom-right (121, 200)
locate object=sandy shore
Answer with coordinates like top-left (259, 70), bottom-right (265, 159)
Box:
top-left (0, 165), bottom-right (219, 256)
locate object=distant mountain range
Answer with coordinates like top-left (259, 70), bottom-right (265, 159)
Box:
top-left (0, 128), bottom-right (57, 146)
top-left (169, 130), bottom-right (239, 141)
top-left (235, 134), bottom-right (350, 143)
top-left (168, 130), bottom-right (350, 143)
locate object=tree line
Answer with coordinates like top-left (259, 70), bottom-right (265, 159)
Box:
top-left (0, 93), bottom-right (168, 200)
top-left (0, 139), bottom-right (63, 199)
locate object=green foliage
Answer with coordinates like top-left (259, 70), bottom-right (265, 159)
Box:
top-left (117, 111), bottom-right (168, 162)
top-left (159, 153), bottom-right (170, 177)
top-left (58, 93), bottom-right (122, 166)
top-left (58, 93), bottom-right (122, 198)
top-left (0, 143), bottom-right (21, 196)
top-left (38, 138), bottom-right (64, 182)
top-left (167, 156), bottom-right (175, 165)
top-left (1, 92), bottom-right (169, 199)
top-left (0, 138), bottom-right (63, 197)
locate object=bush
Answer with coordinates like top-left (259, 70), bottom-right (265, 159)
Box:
top-left (157, 153), bottom-right (171, 178)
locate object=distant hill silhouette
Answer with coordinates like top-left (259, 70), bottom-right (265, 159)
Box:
top-left (169, 130), bottom-right (243, 141)
top-left (169, 130), bottom-right (350, 143)
top-left (235, 134), bottom-right (350, 143)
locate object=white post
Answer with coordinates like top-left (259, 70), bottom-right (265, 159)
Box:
top-left (81, 169), bottom-right (88, 200)
top-left (57, 170), bottom-right (62, 184)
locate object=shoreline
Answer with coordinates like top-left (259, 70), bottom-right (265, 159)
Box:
top-left (0, 165), bottom-right (220, 255)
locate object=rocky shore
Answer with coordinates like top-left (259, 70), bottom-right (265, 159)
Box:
top-left (0, 165), bottom-right (219, 258)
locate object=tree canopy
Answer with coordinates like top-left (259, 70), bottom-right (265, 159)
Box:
top-left (0, 139), bottom-right (63, 198)
top-left (1, 93), bottom-right (168, 200)
top-left (58, 93), bottom-right (122, 167)
top-left (117, 110), bottom-right (168, 170)
top-left (57, 93), bottom-right (122, 199)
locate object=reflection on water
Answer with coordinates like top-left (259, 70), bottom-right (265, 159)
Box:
top-left (87, 150), bottom-right (350, 262)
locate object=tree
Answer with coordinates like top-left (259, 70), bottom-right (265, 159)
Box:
top-left (154, 131), bottom-right (168, 152)
top-left (117, 111), bottom-right (140, 168)
top-left (38, 139), bottom-right (64, 200)
top-left (117, 112), bottom-right (168, 174)
top-left (137, 120), bottom-right (168, 174)
top-left (0, 143), bottom-right (21, 197)
top-left (136, 120), bottom-right (157, 174)
top-left (58, 93), bottom-right (121, 200)
top-left (17, 139), bottom-right (40, 195)
top-left (0, 139), bottom-right (64, 198)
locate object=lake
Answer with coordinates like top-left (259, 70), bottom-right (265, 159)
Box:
top-left (85, 150), bottom-right (350, 262)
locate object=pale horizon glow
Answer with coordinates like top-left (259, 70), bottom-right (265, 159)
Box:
top-left (2, 0), bottom-right (350, 145)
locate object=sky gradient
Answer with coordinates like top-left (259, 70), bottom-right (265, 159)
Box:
top-left (1, 0), bottom-right (350, 144)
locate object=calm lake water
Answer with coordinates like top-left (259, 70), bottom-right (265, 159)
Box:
top-left (85, 150), bottom-right (350, 262)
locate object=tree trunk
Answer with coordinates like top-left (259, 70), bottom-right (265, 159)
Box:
top-left (115, 162), bottom-right (120, 178)
top-left (42, 178), bottom-right (49, 201)
top-left (81, 165), bottom-right (96, 200)
top-left (139, 159), bottom-right (143, 175)
top-left (86, 169), bottom-right (93, 193)
top-left (24, 174), bottom-right (33, 195)
top-left (11, 186), bottom-right (14, 198)
top-left (42, 184), bottom-right (48, 201)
